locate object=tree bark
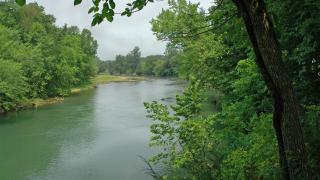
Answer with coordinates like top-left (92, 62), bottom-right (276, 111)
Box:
top-left (232, 0), bottom-right (308, 179)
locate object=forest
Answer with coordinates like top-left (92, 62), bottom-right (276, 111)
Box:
top-left (0, 1), bottom-right (174, 113)
top-left (98, 46), bottom-right (178, 77)
top-left (1, 0), bottom-right (320, 179)
top-left (0, 1), bottom-right (98, 113)
top-left (143, 0), bottom-right (320, 179)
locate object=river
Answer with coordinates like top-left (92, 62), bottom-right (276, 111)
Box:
top-left (0, 79), bottom-right (183, 180)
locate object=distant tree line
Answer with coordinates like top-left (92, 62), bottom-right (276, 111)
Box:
top-left (97, 46), bottom-right (179, 77)
top-left (0, 1), bottom-right (98, 113)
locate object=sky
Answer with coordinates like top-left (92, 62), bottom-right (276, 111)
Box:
top-left (27, 0), bottom-right (214, 60)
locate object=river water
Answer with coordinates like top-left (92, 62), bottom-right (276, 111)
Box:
top-left (0, 79), bottom-right (183, 180)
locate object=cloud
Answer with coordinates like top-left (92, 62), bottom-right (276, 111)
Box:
top-left (27, 0), bottom-right (212, 60)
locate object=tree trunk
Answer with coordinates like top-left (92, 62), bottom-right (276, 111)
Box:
top-left (232, 0), bottom-right (308, 179)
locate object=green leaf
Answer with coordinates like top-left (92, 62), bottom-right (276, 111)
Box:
top-left (93, 0), bottom-right (101, 6)
top-left (88, 7), bottom-right (95, 14)
top-left (92, 14), bottom-right (102, 26)
top-left (91, 19), bottom-right (97, 26)
top-left (109, 9), bottom-right (114, 16)
top-left (74, 0), bottom-right (82, 6)
top-left (103, 2), bottom-right (109, 10)
top-left (121, 11), bottom-right (127, 16)
top-left (109, 0), bottom-right (115, 9)
top-left (124, 8), bottom-right (132, 17)
top-left (15, 0), bottom-right (26, 6)
top-left (106, 15), bottom-right (113, 22)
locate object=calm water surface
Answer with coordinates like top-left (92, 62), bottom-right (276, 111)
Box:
top-left (0, 79), bottom-right (183, 180)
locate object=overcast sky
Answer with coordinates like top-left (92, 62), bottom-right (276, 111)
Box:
top-left (27, 0), bottom-right (214, 60)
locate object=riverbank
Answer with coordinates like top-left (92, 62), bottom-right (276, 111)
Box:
top-left (11, 75), bottom-right (147, 113)
top-left (71, 75), bottom-right (147, 94)
top-left (92, 74), bottom-right (147, 85)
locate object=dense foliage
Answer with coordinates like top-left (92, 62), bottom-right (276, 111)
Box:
top-left (144, 0), bottom-right (320, 179)
top-left (0, 1), bottom-right (98, 113)
top-left (6, 0), bottom-right (320, 178)
top-left (99, 46), bottom-right (179, 77)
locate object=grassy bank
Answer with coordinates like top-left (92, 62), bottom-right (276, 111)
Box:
top-left (21, 97), bottom-right (65, 109)
top-left (19, 75), bottom-right (146, 110)
top-left (71, 75), bottom-right (147, 94)
top-left (92, 74), bottom-right (146, 86)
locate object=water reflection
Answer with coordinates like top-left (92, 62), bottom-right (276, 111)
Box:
top-left (0, 79), bottom-right (182, 180)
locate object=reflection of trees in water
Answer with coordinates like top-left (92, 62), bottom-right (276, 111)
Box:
top-left (0, 79), bottom-right (182, 180)
top-left (0, 90), bottom-right (96, 180)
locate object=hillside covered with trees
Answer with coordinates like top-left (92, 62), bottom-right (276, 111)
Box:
top-left (0, 1), bottom-right (173, 114)
top-left (0, 1), bottom-right (98, 113)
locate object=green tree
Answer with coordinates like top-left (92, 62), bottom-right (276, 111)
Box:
top-left (0, 60), bottom-right (27, 112)
top-left (1, 1), bottom-right (98, 112)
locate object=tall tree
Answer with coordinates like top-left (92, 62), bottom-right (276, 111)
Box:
top-left (232, 0), bottom-right (307, 178)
